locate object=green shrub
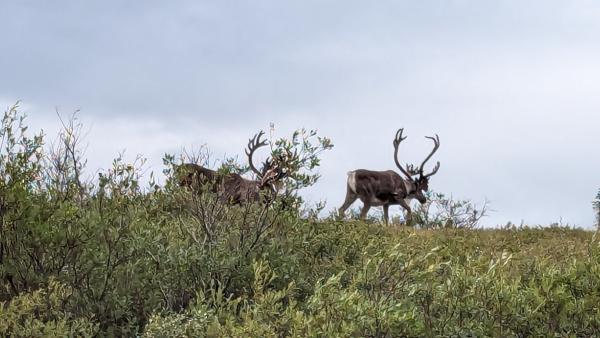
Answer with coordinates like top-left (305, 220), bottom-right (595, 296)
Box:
top-left (0, 279), bottom-right (97, 337)
top-left (2, 103), bottom-right (600, 336)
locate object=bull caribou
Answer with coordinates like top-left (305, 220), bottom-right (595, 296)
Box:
top-left (177, 131), bottom-right (287, 204)
top-left (338, 128), bottom-right (440, 225)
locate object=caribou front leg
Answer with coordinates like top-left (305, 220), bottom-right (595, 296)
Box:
top-left (398, 199), bottom-right (413, 226)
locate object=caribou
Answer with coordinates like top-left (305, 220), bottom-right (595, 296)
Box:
top-left (338, 128), bottom-right (440, 225)
top-left (177, 131), bottom-right (287, 204)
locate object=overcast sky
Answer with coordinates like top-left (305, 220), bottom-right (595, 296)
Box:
top-left (2, 1), bottom-right (600, 227)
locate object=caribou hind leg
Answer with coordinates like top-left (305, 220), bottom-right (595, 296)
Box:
top-left (338, 186), bottom-right (358, 220)
top-left (359, 203), bottom-right (371, 220)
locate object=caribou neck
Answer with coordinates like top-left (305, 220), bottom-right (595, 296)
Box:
top-left (402, 178), bottom-right (416, 195)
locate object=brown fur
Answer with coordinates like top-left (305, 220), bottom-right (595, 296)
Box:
top-left (176, 163), bottom-right (275, 204)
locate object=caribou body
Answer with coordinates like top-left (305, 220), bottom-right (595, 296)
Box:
top-left (177, 131), bottom-right (286, 205)
top-left (338, 128), bottom-right (440, 225)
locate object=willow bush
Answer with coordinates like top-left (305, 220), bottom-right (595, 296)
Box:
top-left (1, 103), bottom-right (599, 337)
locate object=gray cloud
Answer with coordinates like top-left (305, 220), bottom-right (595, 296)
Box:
top-left (2, 1), bottom-right (600, 227)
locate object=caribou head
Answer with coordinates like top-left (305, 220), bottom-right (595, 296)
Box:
top-left (393, 128), bottom-right (440, 205)
top-left (245, 131), bottom-right (288, 194)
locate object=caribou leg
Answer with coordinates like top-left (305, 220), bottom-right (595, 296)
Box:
top-left (398, 199), bottom-right (413, 226)
top-left (338, 188), bottom-right (358, 220)
top-left (359, 203), bottom-right (371, 220)
top-left (383, 204), bottom-right (390, 225)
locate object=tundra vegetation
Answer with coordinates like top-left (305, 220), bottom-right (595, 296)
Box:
top-left (1, 103), bottom-right (600, 337)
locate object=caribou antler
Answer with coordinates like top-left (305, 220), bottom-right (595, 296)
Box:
top-left (405, 164), bottom-right (421, 177)
top-left (245, 131), bottom-right (269, 178)
top-left (423, 161), bottom-right (440, 178)
top-left (393, 128), bottom-right (417, 180)
top-left (261, 158), bottom-right (273, 174)
top-left (419, 134), bottom-right (440, 178)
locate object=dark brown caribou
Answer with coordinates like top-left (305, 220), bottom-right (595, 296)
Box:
top-left (177, 131), bottom-right (287, 204)
top-left (338, 128), bottom-right (440, 225)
